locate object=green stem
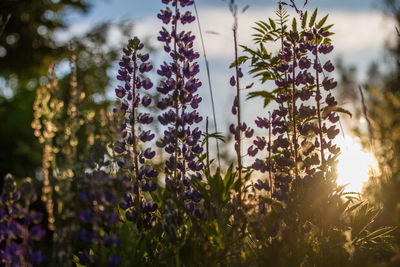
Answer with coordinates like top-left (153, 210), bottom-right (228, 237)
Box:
top-left (314, 34), bottom-right (326, 171)
top-left (291, 43), bottom-right (299, 180)
top-left (175, 248), bottom-right (181, 267)
top-left (233, 26), bottom-right (243, 200)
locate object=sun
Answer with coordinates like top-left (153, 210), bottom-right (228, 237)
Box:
top-left (335, 136), bottom-right (378, 193)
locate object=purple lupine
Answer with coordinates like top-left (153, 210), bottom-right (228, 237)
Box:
top-left (156, 0), bottom-right (204, 225)
top-left (250, 11), bottom-right (341, 204)
top-left (0, 175), bottom-right (45, 266)
top-left (155, 2), bottom-right (204, 249)
top-left (76, 142), bottom-right (122, 266)
top-left (114, 37), bottom-right (159, 231)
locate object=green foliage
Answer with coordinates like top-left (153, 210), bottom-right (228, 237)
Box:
top-left (246, 90), bottom-right (276, 108)
top-left (0, 0), bottom-right (132, 180)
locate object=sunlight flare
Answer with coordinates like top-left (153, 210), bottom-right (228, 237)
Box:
top-left (335, 136), bottom-right (378, 193)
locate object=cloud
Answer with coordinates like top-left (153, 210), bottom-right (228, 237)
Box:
top-left (60, 6), bottom-right (396, 62)
top-left (133, 7), bottom-right (396, 60)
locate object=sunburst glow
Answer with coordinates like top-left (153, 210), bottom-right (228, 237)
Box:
top-left (335, 136), bottom-right (378, 193)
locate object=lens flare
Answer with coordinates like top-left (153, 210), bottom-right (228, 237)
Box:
top-left (335, 136), bottom-right (378, 193)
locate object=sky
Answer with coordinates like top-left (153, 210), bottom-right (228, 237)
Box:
top-left (61, 0), bottom-right (397, 136)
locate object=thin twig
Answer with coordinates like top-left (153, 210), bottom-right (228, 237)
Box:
top-left (0, 14), bottom-right (11, 38)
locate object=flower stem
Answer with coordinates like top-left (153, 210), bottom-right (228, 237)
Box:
top-left (233, 26), bottom-right (243, 198)
top-left (132, 49), bottom-right (139, 179)
top-left (314, 34), bottom-right (326, 171)
top-left (291, 43), bottom-right (299, 180)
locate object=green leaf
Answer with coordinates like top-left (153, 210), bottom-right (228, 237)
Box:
top-left (223, 164), bottom-right (234, 188)
top-left (346, 201), bottom-right (365, 214)
top-left (334, 106), bottom-right (352, 118)
top-left (292, 17), bottom-right (297, 32)
top-left (301, 11), bottom-right (308, 29)
top-left (322, 106), bottom-right (352, 119)
top-left (269, 18), bottom-right (276, 30)
top-left (73, 255), bottom-right (87, 267)
top-left (323, 37), bottom-right (332, 44)
top-left (352, 204), bottom-right (380, 239)
top-left (191, 178), bottom-right (208, 200)
top-left (309, 8), bottom-right (318, 27)
top-left (229, 55), bottom-right (249, 68)
top-left (246, 91), bottom-right (275, 108)
top-left (360, 227), bottom-right (397, 242)
top-left (255, 21), bottom-right (270, 32)
top-left (323, 24), bottom-right (334, 32)
top-left (207, 132), bottom-right (226, 143)
top-left (316, 14), bottom-right (329, 29)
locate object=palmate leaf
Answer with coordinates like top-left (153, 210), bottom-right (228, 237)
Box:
top-left (246, 90), bottom-right (275, 108)
top-left (255, 21), bottom-right (271, 32)
top-left (350, 202), bottom-right (380, 241)
top-left (275, 3), bottom-right (290, 25)
top-left (251, 21), bottom-right (279, 44)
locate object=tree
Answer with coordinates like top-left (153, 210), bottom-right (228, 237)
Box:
top-left (0, 0), bottom-right (132, 179)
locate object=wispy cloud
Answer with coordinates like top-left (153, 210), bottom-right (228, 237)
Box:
top-left (134, 7), bottom-right (395, 60)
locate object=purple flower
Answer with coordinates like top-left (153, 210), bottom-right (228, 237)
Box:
top-left (142, 78), bottom-right (153, 90)
top-left (299, 57), bottom-right (311, 69)
top-left (30, 225), bottom-right (46, 240)
top-left (252, 159), bottom-right (267, 173)
top-left (157, 7), bottom-right (173, 24)
top-left (156, 0), bottom-right (204, 220)
top-left (181, 11), bottom-right (195, 24)
top-left (255, 117), bottom-right (269, 129)
top-left (115, 86), bottom-right (126, 98)
top-left (230, 76), bottom-right (236, 86)
top-left (139, 62), bottom-right (153, 73)
top-left (248, 146), bottom-right (258, 157)
top-left (323, 60), bottom-right (334, 72)
top-left (140, 130), bottom-right (155, 142)
top-left (108, 255), bottom-right (122, 267)
top-left (0, 175), bottom-right (45, 266)
top-left (322, 77), bottom-right (337, 91)
top-left (143, 148), bottom-right (156, 159)
top-left (318, 43), bottom-right (334, 54)
top-left (254, 179), bottom-right (270, 191)
top-left (254, 137), bottom-right (267, 150)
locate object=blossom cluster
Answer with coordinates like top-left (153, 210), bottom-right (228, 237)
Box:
top-left (76, 142), bottom-right (122, 266)
top-left (156, 0), bottom-right (204, 221)
top-left (114, 37), bottom-right (159, 230)
top-left (0, 175), bottom-right (45, 266)
top-left (250, 18), bottom-right (341, 204)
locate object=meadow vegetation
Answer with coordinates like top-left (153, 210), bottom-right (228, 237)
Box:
top-left (1, 0), bottom-right (399, 266)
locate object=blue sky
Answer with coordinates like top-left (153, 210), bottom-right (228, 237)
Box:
top-left (67, 0), bottom-right (379, 23)
top-left (62, 0), bottom-right (396, 139)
